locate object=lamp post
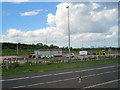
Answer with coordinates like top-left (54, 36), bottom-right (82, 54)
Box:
top-left (104, 39), bottom-right (106, 51)
top-left (17, 43), bottom-right (18, 55)
top-left (17, 33), bottom-right (18, 56)
top-left (66, 6), bottom-right (71, 59)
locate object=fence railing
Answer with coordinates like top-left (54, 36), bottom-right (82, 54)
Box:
top-left (2, 54), bottom-right (120, 69)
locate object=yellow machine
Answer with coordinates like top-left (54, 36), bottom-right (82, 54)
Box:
top-left (94, 50), bottom-right (105, 55)
top-left (71, 53), bottom-right (75, 57)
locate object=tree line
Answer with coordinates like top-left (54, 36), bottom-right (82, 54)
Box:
top-left (1, 42), bottom-right (120, 51)
top-left (2, 42), bottom-right (59, 49)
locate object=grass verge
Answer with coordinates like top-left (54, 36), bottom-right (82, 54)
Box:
top-left (2, 58), bottom-right (120, 76)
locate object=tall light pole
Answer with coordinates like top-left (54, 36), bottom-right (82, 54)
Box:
top-left (66, 6), bottom-right (71, 59)
top-left (17, 34), bottom-right (18, 56)
top-left (17, 43), bottom-right (18, 55)
top-left (104, 39), bottom-right (106, 51)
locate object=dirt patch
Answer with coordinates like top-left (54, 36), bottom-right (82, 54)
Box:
top-left (39, 70), bottom-right (44, 72)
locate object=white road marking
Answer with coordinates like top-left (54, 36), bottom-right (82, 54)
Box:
top-left (95, 65), bottom-right (117, 70)
top-left (11, 85), bottom-right (26, 88)
top-left (2, 77), bottom-right (29, 81)
top-left (64, 77), bottom-right (76, 81)
top-left (46, 80), bottom-right (63, 84)
top-left (2, 65), bottom-right (120, 82)
top-left (82, 70), bottom-right (119, 78)
top-left (75, 65), bottom-right (118, 73)
top-left (10, 70), bottom-right (119, 88)
top-left (54, 71), bottom-right (73, 75)
top-left (83, 79), bottom-right (120, 88)
top-left (30, 74), bottom-right (53, 78)
top-left (27, 83), bottom-right (44, 87)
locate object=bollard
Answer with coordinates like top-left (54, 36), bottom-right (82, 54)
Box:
top-left (35, 60), bottom-right (37, 64)
top-left (78, 74), bottom-right (82, 83)
top-left (13, 60), bottom-right (15, 63)
top-left (45, 61), bottom-right (46, 63)
top-left (6, 60), bottom-right (9, 69)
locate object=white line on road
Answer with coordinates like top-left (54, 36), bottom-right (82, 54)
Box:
top-left (2, 77), bottom-right (29, 82)
top-left (83, 79), bottom-right (120, 88)
top-left (27, 83), bottom-right (44, 87)
top-left (64, 77), bottom-right (76, 81)
top-left (11, 85), bottom-right (26, 88)
top-left (82, 70), bottom-right (120, 78)
top-left (46, 80), bottom-right (63, 84)
top-left (30, 74), bottom-right (53, 78)
top-left (2, 65), bottom-right (120, 82)
top-left (10, 70), bottom-right (119, 88)
top-left (74, 65), bottom-right (118, 73)
top-left (54, 71), bottom-right (73, 75)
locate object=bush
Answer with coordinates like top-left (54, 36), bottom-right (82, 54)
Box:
top-left (2, 62), bottom-right (6, 69)
top-left (47, 61), bottom-right (53, 65)
top-left (24, 62), bottom-right (32, 66)
top-left (9, 63), bottom-right (19, 69)
top-left (38, 61), bottom-right (41, 64)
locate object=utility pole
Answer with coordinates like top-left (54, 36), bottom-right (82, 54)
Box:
top-left (66, 6), bottom-right (71, 60)
top-left (17, 43), bottom-right (18, 55)
top-left (82, 40), bottom-right (83, 51)
top-left (17, 34), bottom-right (18, 56)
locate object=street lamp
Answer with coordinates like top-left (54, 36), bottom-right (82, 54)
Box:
top-left (17, 43), bottom-right (18, 55)
top-left (66, 6), bottom-right (71, 59)
top-left (17, 34), bottom-right (18, 56)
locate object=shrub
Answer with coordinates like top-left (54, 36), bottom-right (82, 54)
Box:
top-left (24, 62), bottom-right (32, 66)
top-left (47, 61), bottom-right (53, 65)
top-left (2, 62), bottom-right (6, 69)
top-left (9, 63), bottom-right (19, 69)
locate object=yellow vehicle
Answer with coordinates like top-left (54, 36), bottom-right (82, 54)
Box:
top-left (66, 53), bottom-right (75, 58)
top-left (71, 53), bottom-right (75, 57)
top-left (48, 61), bottom-right (53, 65)
top-left (93, 50), bottom-right (105, 55)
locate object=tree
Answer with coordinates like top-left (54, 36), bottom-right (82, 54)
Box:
top-left (50, 44), bottom-right (54, 49)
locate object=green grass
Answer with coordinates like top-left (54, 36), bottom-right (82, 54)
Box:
top-left (2, 49), bottom-right (119, 56)
top-left (2, 58), bottom-right (119, 76)
top-left (2, 49), bottom-right (34, 56)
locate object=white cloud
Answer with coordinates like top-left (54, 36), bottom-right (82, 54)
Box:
top-left (106, 32), bottom-right (116, 38)
top-left (2, 2), bottom-right (118, 48)
top-left (104, 7), bottom-right (107, 9)
top-left (47, 13), bottom-right (55, 26)
top-left (2, 27), bottom-right (67, 46)
top-left (50, 2), bottom-right (117, 35)
top-left (20, 9), bottom-right (43, 16)
top-left (45, 10), bottom-right (48, 12)
top-left (92, 3), bottom-right (100, 9)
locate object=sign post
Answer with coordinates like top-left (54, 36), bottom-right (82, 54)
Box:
top-left (6, 60), bottom-right (9, 69)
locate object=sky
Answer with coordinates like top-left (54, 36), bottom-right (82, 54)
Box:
top-left (1, 0), bottom-right (119, 48)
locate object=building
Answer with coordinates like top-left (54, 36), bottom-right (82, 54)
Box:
top-left (34, 49), bottom-right (62, 57)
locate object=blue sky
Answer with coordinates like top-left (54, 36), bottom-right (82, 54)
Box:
top-left (1, 2), bottom-right (119, 48)
top-left (2, 2), bottom-right (60, 34)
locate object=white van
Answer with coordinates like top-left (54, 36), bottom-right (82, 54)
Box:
top-left (79, 51), bottom-right (88, 55)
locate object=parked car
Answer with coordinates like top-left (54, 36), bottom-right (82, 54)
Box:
top-left (66, 53), bottom-right (74, 58)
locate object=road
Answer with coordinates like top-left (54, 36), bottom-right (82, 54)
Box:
top-left (2, 64), bottom-right (120, 89)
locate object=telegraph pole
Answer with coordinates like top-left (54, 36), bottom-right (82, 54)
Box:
top-left (66, 6), bottom-right (71, 60)
top-left (17, 34), bottom-right (18, 56)
top-left (17, 43), bottom-right (18, 55)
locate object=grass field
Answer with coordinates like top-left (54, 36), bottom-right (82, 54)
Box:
top-left (2, 49), bottom-right (34, 56)
top-left (2, 58), bottom-right (119, 76)
top-left (2, 49), bottom-right (118, 56)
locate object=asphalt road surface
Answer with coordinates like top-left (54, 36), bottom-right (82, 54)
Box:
top-left (2, 64), bottom-right (120, 89)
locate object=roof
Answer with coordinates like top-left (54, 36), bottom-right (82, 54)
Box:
top-left (34, 49), bottom-right (62, 51)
